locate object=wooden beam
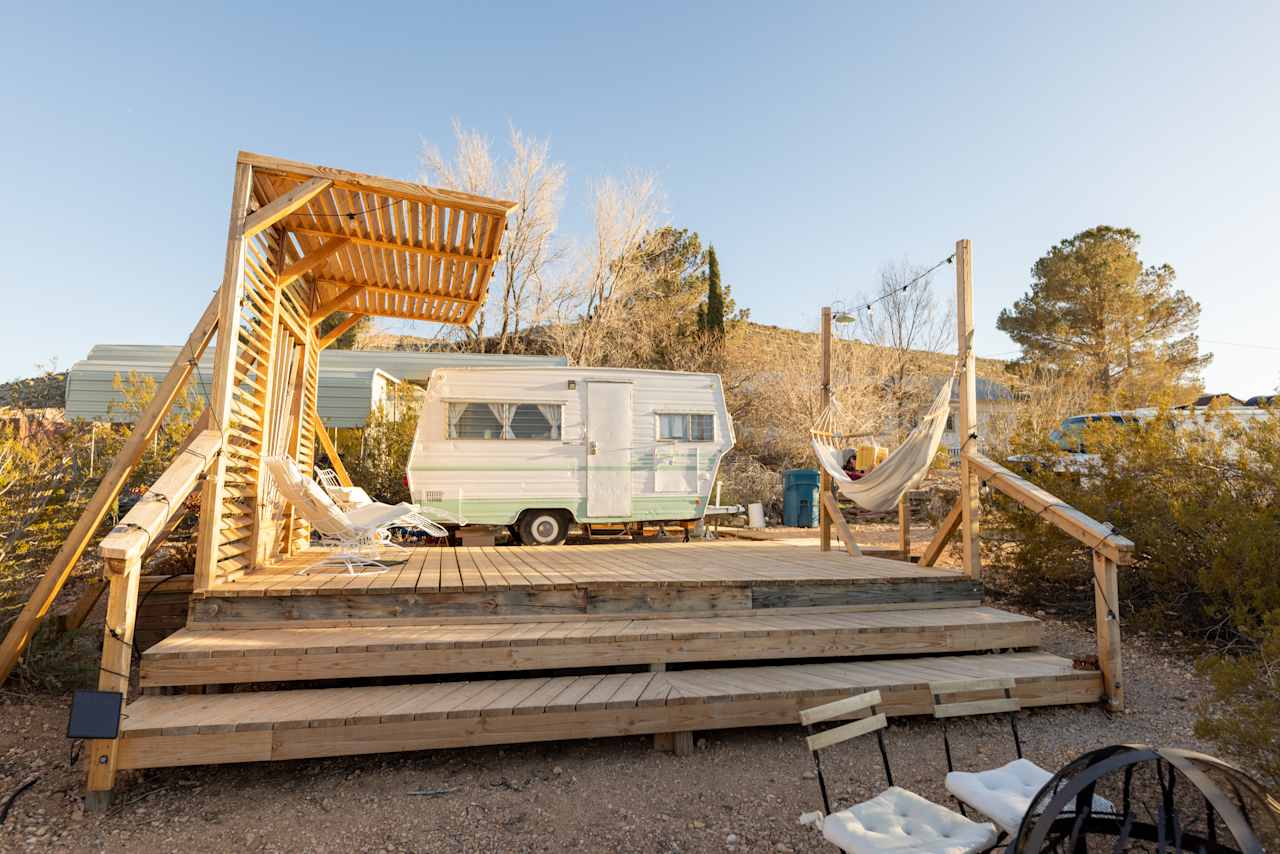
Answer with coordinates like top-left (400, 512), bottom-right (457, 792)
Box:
top-left (820, 491), bottom-right (862, 557)
top-left (288, 227), bottom-right (493, 268)
top-left (317, 313), bottom-right (366, 350)
top-left (1093, 550), bottom-right (1124, 711)
top-left (278, 236), bottom-right (350, 287)
top-left (819, 306), bottom-right (832, 552)
top-left (920, 498), bottom-right (962, 567)
top-left (59, 580), bottom-right (106, 634)
top-left (84, 554), bottom-right (142, 811)
top-left (313, 279), bottom-right (484, 307)
top-left (194, 161), bottom-right (255, 593)
top-left (312, 412), bottom-right (351, 487)
top-left (967, 452), bottom-right (1134, 565)
top-left (243, 178), bottom-right (331, 238)
top-left (309, 284), bottom-right (364, 322)
top-left (99, 429), bottom-right (221, 562)
top-left (237, 150), bottom-right (518, 219)
top-left (898, 494), bottom-right (911, 559)
top-left (0, 291), bottom-right (220, 685)
top-left (954, 239), bottom-right (981, 579)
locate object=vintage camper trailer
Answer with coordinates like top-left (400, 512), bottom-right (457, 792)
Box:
top-left (406, 367), bottom-right (735, 544)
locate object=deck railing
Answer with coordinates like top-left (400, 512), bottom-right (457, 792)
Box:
top-left (84, 427), bottom-right (221, 808)
top-left (966, 451), bottom-right (1132, 711)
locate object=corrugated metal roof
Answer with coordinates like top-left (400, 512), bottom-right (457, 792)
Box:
top-left (65, 345), bottom-right (567, 426)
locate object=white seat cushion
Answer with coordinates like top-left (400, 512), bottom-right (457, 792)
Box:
top-left (822, 786), bottom-right (998, 854)
top-left (945, 758), bottom-right (1115, 835)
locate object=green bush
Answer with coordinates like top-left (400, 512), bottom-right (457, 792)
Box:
top-left (330, 382), bottom-right (419, 505)
top-left (985, 405), bottom-right (1280, 780)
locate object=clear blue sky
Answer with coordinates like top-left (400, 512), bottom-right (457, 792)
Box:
top-left (2, 2), bottom-right (1277, 396)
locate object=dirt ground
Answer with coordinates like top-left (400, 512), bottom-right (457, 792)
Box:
top-left (0, 613), bottom-right (1214, 854)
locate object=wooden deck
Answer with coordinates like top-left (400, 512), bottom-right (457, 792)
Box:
top-left (191, 541), bottom-right (981, 627)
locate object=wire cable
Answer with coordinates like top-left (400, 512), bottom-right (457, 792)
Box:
top-left (832, 252), bottom-right (955, 319)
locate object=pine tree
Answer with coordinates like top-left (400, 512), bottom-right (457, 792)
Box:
top-left (704, 246), bottom-right (725, 335)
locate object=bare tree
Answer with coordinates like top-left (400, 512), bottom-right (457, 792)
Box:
top-left (419, 121), bottom-right (566, 352)
top-left (847, 259), bottom-right (955, 438)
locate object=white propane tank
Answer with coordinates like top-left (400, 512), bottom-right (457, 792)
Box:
top-left (747, 502), bottom-right (766, 529)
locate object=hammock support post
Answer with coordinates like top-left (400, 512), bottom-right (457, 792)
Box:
top-left (954, 238), bottom-right (982, 579)
top-left (819, 307), bottom-right (833, 552)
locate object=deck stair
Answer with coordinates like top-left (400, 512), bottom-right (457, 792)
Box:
top-left (109, 543), bottom-right (1104, 778)
top-left (140, 606), bottom-right (1041, 688)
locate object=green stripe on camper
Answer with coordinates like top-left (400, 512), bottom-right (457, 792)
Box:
top-left (421, 496), bottom-right (704, 526)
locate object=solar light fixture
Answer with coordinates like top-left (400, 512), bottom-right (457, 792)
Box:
top-left (67, 689), bottom-right (123, 740)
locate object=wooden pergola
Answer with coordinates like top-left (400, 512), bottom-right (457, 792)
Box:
top-left (0, 152), bottom-right (516, 803)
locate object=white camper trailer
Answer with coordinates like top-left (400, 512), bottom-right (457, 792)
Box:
top-left (406, 367), bottom-right (735, 544)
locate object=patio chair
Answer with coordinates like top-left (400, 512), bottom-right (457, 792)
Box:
top-left (264, 455), bottom-right (447, 575)
top-left (933, 678), bottom-right (1115, 838)
top-left (315, 467), bottom-right (466, 527)
top-left (798, 690), bottom-right (999, 854)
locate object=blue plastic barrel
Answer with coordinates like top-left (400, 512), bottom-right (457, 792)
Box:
top-left (782, 468), bottom-right (820, 528)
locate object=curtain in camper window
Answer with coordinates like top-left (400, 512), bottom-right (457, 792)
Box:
top-left (486, 403), bottom-right (516, 439)
top-left (447, 403), bottom-right (466, 438)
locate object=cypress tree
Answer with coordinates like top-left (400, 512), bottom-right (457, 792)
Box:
top-left (705, 246), bottom-right (725, 334)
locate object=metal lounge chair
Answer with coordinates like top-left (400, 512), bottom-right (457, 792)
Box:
top-left (264, 455), bottom-right (447, 575)
top-left (799, 690), bottom-right (999, 854)
top-left (315, 467), bottom-right (465, 528)
top-left (932, 678), bottom-right (1115, 839)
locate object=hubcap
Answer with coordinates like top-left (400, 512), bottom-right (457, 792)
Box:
top-left (532, 516), bottom-right (558, 542)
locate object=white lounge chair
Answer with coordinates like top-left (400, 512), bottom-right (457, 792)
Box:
top-left (315, 468), bottom-right (466, 527)
top-left (798, 690), bottom-right (999, 854)
top-left (932, 679), bottom-right (1115, 838)
top-left (265, 456), bottom-right (447, 575)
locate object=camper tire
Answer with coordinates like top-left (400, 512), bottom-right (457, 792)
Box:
top-left (518, 510), bottom-right (571, 546)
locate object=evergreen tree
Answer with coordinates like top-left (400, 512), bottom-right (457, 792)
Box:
top-left (703, 246), bottom-right (725, 335)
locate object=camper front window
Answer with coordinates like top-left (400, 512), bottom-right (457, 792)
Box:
top-left (658, 413), bottom-right (714, 442)
top-left (448, 402), bottom-right (562, 440)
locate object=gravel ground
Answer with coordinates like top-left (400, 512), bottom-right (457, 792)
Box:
top-left (0, 617), bottom-right (1217, 853)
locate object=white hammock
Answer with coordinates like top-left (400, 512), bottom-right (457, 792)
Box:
top-left (811, 373), bottom-right (955, 512)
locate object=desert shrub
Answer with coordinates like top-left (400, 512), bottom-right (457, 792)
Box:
top-left (1195, 620), bottom-right (1280, 789)
top-left (984, 406), bottom-right (1280, 639)
top-left (717, 452), bottom-right (784, 523)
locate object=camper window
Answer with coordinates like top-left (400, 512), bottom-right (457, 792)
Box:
top-left (448, 402), bottom-right (562, 440)
top-left (658, 413), bottom-right (714, 442)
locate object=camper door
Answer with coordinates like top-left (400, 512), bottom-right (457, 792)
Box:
top-left (585, 381), bottom-right (633, 517)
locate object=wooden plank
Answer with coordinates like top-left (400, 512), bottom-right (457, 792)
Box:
top-left (243, 178), bottom-right (332, 238)
top-left (920, 498), bottom-right (962, 567)
top-left (0, 290), bottom-right (220, 684)
top-left (805, 713), bottom-right (887, 752)
top-left (312, 415), bottom-right (350, 487)
top-left (317, 313), bottom-right (367, 350)
top-left (819, 306), bottom-right (832, 552)
top-left (933, 698), bottom-right (1020, 719)
top-left (930, 677), bottom-right (1016, 695)
top-left (798, 690), bottom-right (882, 726)
top-left (898, 494), bottom-right (911, 558)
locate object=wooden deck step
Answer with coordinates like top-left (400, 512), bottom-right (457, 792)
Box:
top-left (140, 606), bottom-right (1041, 688)
top-left (116, 652), bottom-right (1101, 771)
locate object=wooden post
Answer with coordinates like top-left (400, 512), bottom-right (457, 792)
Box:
top-left (954, 239), bottom-right (981, 579)
top-left (898, 494), bottom-right (911, 559)
top-left (194, 161), bottom-right (254, 593)
top-left (313, 412), bottom-right (352, 487)
top-left (0, 293), bottom-right (219, 684)
top-left (84, 554), bottom-right (142, 811)
top-left (1092, 550), bottom-right (1124, 711)
top-left (819, 306), bottom-right (832, 551)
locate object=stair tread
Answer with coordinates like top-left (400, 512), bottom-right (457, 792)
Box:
top-left (146, 606), bottom-right (1037, 660)
top-left (123, 651), bottom-right (1089, 736)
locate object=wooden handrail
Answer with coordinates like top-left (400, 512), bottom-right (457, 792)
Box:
top-left (99, 428), bottom-right (221, 563)
top-left (967, 452), bottom-right (1135, 566)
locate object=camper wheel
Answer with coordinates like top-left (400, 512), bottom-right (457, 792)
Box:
top-left (518, 510), bottom-right (571, 546)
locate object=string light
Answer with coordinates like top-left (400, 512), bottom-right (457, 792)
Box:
top-left (832, 252), bottom-right (955, 322)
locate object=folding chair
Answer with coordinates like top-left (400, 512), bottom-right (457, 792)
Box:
top-left (933, 678), bottom-right (1114, 838)
top-left (800, 690), bottom-right (999, 854)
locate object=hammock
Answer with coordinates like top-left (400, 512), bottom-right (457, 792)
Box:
top-left (811, 370), bottom-right (956, 512)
